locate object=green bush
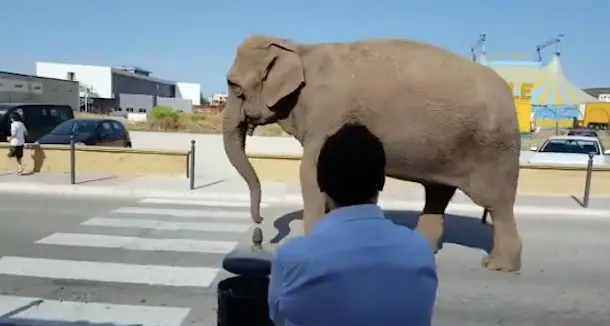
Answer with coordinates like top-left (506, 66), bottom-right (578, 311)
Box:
top-left (149, 106), bottom-right (181, 130)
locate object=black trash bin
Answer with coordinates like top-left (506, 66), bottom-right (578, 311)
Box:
top-left (217, 276), bottom-right (273, 326)
top-left (217, 228), bottom-right (274, 326)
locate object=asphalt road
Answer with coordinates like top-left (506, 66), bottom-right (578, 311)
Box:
top-left (0, 193), bottom-right (608, 325)
top-left (0, 193), bottom-right (288, 326)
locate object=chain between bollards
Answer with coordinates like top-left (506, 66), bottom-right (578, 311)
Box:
top-left (582, 151), bottom-right (595, 208)
top-left (189, 140), bottom-right (196, 190)
top-left (69, 135), bottom-right (76, 185)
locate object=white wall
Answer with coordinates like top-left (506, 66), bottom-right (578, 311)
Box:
top-left (127, 113), bottom-right (147, 122)
top-left (176, 82), bottom-right (200, 106)
top-left (599, 94), bottom-right (610, 102)
top-left (35, 62), bottom-right (113, 98)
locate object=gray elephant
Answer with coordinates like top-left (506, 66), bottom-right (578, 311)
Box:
top-left (223, 34), bottom-right (523, 272)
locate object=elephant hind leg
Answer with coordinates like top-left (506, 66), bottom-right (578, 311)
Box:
top-left (481, 204), bottom-right (522, 272)
top-left (463, 166), bottom-right (522, 272)
top-left (415, 183), bottom-right (456, 253)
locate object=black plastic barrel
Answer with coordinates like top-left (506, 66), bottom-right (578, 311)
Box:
top-left (217, 275), bottom-right (274, 326)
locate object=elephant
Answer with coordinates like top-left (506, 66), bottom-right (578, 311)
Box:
top-left (223, 34), bottom-right (523, 272)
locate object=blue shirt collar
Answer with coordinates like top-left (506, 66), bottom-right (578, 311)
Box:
top-left (311, 204), bottom-right (385, 234)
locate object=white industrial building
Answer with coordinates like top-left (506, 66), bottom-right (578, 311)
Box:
top-left (0, 71), bottom-right (79, 109)
top-left (35, 62), bottom-right (201, 118)
top-left (208, 92), bottom-right (228, 106)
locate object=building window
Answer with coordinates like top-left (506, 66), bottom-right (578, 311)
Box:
top-left (14, 84), bottom-right (23, 88)
top-left (126, 107), bottom-right (134, 112)
top-left (138, 108), bottom-right (147, 113)
top-left (67, 72), bottom-right (75, 81)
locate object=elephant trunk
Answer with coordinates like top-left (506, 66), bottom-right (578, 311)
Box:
top-left (222, 103), bottom-right (263, 224)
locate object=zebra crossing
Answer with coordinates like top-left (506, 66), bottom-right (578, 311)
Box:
top-left (0, 196), bottom-right (263, 326)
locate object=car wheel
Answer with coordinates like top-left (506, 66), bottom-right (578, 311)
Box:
top-left (125, 142), bottom-right (132, 148)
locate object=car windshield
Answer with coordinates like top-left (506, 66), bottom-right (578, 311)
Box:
top-left (50, 120), bottom-right (98, 135)
top-left (540, 139), bottom-right (600, 155)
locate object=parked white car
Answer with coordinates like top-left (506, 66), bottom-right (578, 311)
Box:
top-left (528, 136), bottom-right (610, 166)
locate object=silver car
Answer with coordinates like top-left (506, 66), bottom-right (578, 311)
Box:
top-left (528, 136), bottom-right (610, 166)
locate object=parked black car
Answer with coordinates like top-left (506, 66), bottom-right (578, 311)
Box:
top-left (0, 103), bottom-right (74, 142)
top-left (37, 118), bottom-right (132, 147)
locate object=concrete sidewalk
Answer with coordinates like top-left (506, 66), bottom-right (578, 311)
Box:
top-left (1, 172), bottom-right (610, 214)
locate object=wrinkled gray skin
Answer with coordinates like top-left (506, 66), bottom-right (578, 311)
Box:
top-left (223, 34), bottom-right (522, 272)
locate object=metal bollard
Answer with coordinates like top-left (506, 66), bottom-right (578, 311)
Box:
top-left (582, 152), bottom-right (595, 208)
top-left (69, 135), bottom-right (76, 185)
top-left (189, 140), bottom-right (196, 190)
top-left (186, 150), bottom-right (190, 179)
top-left (218, 228), bottom-right (274, 326)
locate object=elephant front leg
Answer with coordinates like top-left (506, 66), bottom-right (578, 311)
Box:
top-left (299, 150), bottom-right (326, 235)
top-left (415, 183), bottom-right (456, 253)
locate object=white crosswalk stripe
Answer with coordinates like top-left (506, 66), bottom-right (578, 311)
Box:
top-left (36, 232), bottom-right (239, 254)
top-left (140, 197), bottom-right (270, 208)
top-left (0, 196), bottom-right (259, 325)
top-left (0, 295), bottom-right (190, 326)
top-left (83, 216), bottom-right (252, 232)
top-left (113, 206), bottom-right (252, 219)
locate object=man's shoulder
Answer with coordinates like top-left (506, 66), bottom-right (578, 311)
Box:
top-left (383, 224), bottom-right (436, 256)
top-left (276, 235), bottom-right (310, 259)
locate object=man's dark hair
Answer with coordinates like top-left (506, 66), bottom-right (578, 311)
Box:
top-left (317, 123), bottom-right (386, 207)
top-left (10, 112), bottom-right (21, 122)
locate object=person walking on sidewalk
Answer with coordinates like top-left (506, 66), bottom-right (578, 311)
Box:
top-left (7, 112), bottom-right (27, 174)
top-left (268, 123), bottom-right (438, 326)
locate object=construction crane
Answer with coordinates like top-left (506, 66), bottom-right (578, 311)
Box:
top-left (535, 34), bottom-right (564, 62)
top-left (470, 33), bottom-right (486, 62)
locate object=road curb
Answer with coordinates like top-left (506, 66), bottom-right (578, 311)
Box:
top-left (0, 182), bottom-right (302, 203)
top-left (0, 182), bottom-right (609, 220)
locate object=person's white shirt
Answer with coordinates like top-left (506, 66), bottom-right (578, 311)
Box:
top-left (10, 121), bottom-right (27, 146)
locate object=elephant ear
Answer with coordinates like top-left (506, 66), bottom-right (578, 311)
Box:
top-left (262, 41), bottom-right (305, 108)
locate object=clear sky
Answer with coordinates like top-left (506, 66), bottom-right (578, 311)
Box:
top-left (1, 0), bottom-right (607, 96)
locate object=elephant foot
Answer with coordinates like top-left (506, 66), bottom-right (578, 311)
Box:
top-left (483, 216), bottom-right (522, 272)
top-left (415, 214), bottom-right (444, 253)
top-left (481, 250), bottom-right (521, 272)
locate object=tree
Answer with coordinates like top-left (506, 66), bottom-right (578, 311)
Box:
top-left (200, 93), bottom-right (210, 107)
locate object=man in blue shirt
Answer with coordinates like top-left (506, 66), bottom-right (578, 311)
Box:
top-left (268, 123), bottom-right (438, 326)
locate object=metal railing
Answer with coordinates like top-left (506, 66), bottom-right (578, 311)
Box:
top-left (26, 137), bottom-right (197, 190)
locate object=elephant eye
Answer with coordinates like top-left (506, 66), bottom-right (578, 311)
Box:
top-left (228, 81), bottom-right (244, 97)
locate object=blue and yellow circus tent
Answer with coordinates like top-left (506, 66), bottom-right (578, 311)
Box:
top-left (484, 55), bottom-right (595, 105)
top-left (474, 51), bottom-right (596, 133)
